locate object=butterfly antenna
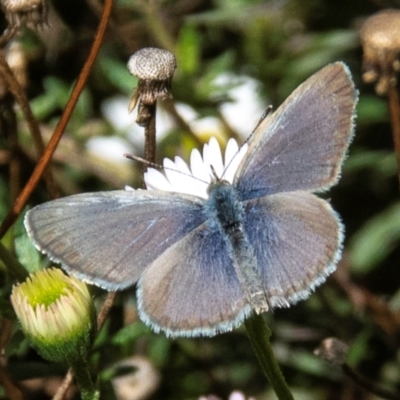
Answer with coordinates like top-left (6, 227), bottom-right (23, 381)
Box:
top-left (124, 154), bottom-right (163, 170)
top-left (251, 105), bottom-right (273, 136)
top-left (210, 165), bottom-right (220, 182)
top-left (124, 154), bottom-right (209, 185)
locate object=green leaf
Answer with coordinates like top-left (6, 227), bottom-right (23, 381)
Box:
top-left (148, 335), bottom-right (171, 367)
top-left (347, 329), bottom-right (372, 366)
top-left (30, 77), bottom-right (92, 126)
top-left (349, 202), bottom-right (400, 274)
top-left (343, 150), bottom-right (396, 178)
top-left (14, 233), bottom-right (42, 273)
top-left (112, 322), bottom-right (151, 346)
top-left (357, 95), bottom-right (389, 125)
top-left (30, 77), bottom-right (70, 120)
top-left (98, 56), bottom-right (137, 95)
top-left (195, 51), bottom-right (236, 101)
top-left (176, 24), bottom-right (202, 75)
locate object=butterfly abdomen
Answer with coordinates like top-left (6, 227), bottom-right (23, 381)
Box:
top-left (204, 182), bottom-right (269, 314)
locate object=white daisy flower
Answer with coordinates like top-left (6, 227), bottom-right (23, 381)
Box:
top-left (143, 137), bottom-right (248, 199)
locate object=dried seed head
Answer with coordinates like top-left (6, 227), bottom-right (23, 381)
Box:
top-left (127, 47), bottom-right (176, 111)
top-left (314, 337), bottom-right (349, 366)
top-left (7, 41), bottom-right (27, 88)
top-left (1, 0), bottom-right (48, 30)
top-left (128, 47), bottom-right (176, 81)
top-left (0, 41), bottom-right (28, 99)
top-left (360, 9), bottom-right (400, 95)
top-left (111, 356), bottom-right (161, 400)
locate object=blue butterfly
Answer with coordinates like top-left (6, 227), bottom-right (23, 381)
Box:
top-left (25, 62), bottom-right (357, 337)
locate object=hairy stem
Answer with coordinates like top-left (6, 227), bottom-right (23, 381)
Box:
top-left (245, 314), bottom-right (294, 400)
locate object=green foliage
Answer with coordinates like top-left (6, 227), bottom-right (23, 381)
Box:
top-left (350, 203), bottom-right (400, 274)
top-left (176, 25), bottom-right (202, 76)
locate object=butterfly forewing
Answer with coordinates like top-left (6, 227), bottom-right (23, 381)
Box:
top-left (25, 190), bottom-right (205, 290)
top-left (235, 62), bottom-right (357, 201)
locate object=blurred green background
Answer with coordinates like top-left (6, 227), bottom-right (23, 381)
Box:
top-left (1, 0), bottom-right (400, 399)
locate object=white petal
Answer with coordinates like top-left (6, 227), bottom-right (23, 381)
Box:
top-left (201, 142), bottom-right (214, 185)
top-left (207, 137), bottom-right (224, 178)
top-left (190, 148), bottom-right (208, 182)
top-left (202, 142), bottom-right (210, 172)
top-left (173, 156), bottom-right (191, 175)
top-left (225, 138), bottom-right (239, 167)
top-left (190, 148), bottom-right (210, 198)
top-left (144, 168), bottom-right (173, 191)
top-left (164, 158), bottom-right (201, 196)
top-left (163, 158), bottom-right (186, 192)
top-left (143, 136), bottom-right (248, 199)
top-left (224, 142), bottom-right (248, 183)
top-left (173, 156), bottom-right (203, 197)
top-left (229, 392), bottom-right (246, 400)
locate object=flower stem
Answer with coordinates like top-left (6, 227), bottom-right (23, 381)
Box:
top-left (144, 103), bottom-right (157, 164)
top-left (0, 241), bottom-right (28, 282)
top-left (388, 85), bottom-right (400, 190)
top-left (70, 360), bottom-right (99, 400)
top-left (244, 313), bottom-right (294, 400)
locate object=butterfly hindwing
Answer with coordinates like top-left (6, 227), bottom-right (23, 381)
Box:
top-left (25, 190), bottom-right (205, 290)
top-left (242, 191), bottom-right (342, 307)
top-left (235, 62), bottom-right (357, 200)
top-left (138, 222), bottom-right (250, 337)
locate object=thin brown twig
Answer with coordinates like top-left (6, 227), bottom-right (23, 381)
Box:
top-left (0, 26), bottom-right (16, 49)
top-left (0, 365), bottom-right (23, 400)
top-left (49, 2), bottom-right (114, 398)
top-left (137, 102), bottom-right (158, 188)
top-left (144, 103), bottom-right (157, 164)
top-left (333, 259), bottom-right (400, 339)
top-left (0, 51), bottom-right (58, 199)
top-left (343, 363), bottom-right (400, 400)
top-left (52, 371), bottom-right (74, 400)
top-left (162, 99), bottom-right (203, 148)
top-left (0, 318), bottom-right (23, 399)
top-left (6, 99), bottom-right (19, 204)
top-left (0, 0), bottom-right (114, 240)
top-left (136, 0), bottom-right (176, 53)
top-left (97, 292), bottom-right (117, 329)
top-left (0, 322), bottom-right (24, 400)
top-left (388, 85), bottom-right (400, 190)
top-left (5, 98), bottom-right (19, 253)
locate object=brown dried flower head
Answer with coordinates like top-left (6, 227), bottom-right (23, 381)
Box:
top-left (127, 47), bottom-right (177, 113)
top-left (1, 0), bottom-right (48, 30)
top-left (0, 40), bottom-right (27, 99)
top-left (360, 9), bottom-right (400, 95)
top-left (111, 356), bottom-right (160, 400)
top-left (314, 337), bottom-right (349, 366)
top-left (7, 41), bottom-right (27, 88)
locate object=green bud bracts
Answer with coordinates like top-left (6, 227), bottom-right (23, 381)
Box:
top-left (11, 268), bottom-right (95, 364)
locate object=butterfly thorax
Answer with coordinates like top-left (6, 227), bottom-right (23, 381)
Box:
top-left (204, 181), bottom-right (269, 314)
top-left (205, 181), bottom-right (244, 230)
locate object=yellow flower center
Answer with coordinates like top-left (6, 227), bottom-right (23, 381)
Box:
top-left (19, 268), bottom-right (72, 309)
